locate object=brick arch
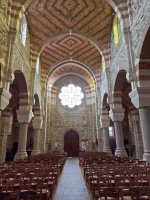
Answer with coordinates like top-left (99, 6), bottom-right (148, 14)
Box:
top-left (136, 16), bottom-right (150, 59)
top-left (102, 93), bottom-right (109, 107)
top-left (100, 93), bottom-right (109, 118)
top-left (53, 73), bottom-right (90, 88)
top-left (48, 59), bottom-right (95, 78)
top-left (14, 70), bottom-right (29, 110)
top-left (113, 69), bottom-right (129, 92)
top-left (33, 93), bottom-right (41, 118)
top-left (136, 25), bottom-right (150, 87)
top-left (112, 69), bottom-right (132, 109)
top-left (48, 61), bottom-right (94, 87)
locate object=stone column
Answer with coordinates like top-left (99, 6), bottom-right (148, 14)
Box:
top-left (102, 128), bottom-right (111, 154)
top-left (14, 110), bottom-right (33, 160)
top-left (130, 109), bottom-right (144, 160)
top-left (139, 107), bottom-right (150, 162)
top-left (129, 87), bottom-right (150, 162)
top-left (109, 109), bottom-right (127, 157)
top-left (100, 116), bottom-right (111, 154)
top-left (32, 129), bottom-right (40, 155)
top-left (0, 120), bottom-right (9, 163)
top-left (32, 119), bottom-right (43, 155)
top-left (98, 128), bottom-right (103, 152)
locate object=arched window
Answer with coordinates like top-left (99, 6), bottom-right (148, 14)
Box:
top-left (113, 14), bottom-right (120, 47)
top-left (20, 14), bottom-right (27, 46)
top-left (102, 58), bottom-right (105, 73)
top-left (36, 57), bottom-right (40, 74)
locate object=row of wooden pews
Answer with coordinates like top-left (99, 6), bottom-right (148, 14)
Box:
top-left (0, 152), bottom-right (66, 200)
top-left (80, 152), bottom-right (150, 200)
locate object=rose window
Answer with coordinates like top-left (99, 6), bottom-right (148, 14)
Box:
top-left (58, 84), bottom-right (84, 108)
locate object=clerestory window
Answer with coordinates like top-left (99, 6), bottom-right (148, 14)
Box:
top-left (20, 14), bottom-right (27, 46)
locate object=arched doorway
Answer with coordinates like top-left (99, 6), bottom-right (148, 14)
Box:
top-left (64, 130), bottom-right (79, 157)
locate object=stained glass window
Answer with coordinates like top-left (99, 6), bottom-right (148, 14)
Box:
top-left (20, 14), bottom-right (27, 46)
top-left (109, 127), bottom-right (114, 137)
top-left (102, 58), bottom-right (105, 73)
top-left (58, 84), bottom-right (84, 108)
top-left (113, 14), bottom-right (120, 47)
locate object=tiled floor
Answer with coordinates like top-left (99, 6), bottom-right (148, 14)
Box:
top-left (54, 157), bottom-right (91, 200)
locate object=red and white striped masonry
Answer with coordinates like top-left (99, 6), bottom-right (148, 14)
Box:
top-left (1, 107), bottom-right (12, 122)
top-left (33, 105), bottom-right (41, 119)
top-left (50, 86), bottom-right (57, 105)
top-left (101, 106), bottom-right (109, 118)
top-left (94, 73), bottom-right (101, 91)
top-left (19, 93), bottom-right (29, 110)
top-left (111, 91), bottom-right (123, 109)
top-left (85, 86), bottom-right (94, 105)
top-left (102, 47), bottom-right (111, 70)
top-left (7, 0), bottom-right (131, 36)
top-left (129, 106), bottom-right (140, 121)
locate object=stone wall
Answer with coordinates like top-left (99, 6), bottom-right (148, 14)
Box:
top-left (0, 13), bottom-right (8, 61)
top-left (131, 0), bottom-right (145, 23)
top-left (0, 0), bottom-right (8, 19)
top-left (48, 99), bottom-right (96, 153)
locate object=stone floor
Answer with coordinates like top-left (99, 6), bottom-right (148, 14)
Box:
top-left (53, 157), bottom-right (91, 200)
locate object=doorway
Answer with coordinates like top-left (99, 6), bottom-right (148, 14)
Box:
top-left (64, 130), bottom-right (79, 157)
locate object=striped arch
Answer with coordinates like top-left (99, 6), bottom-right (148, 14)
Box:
top-left (33, 93), bottom-right (41, 119)
top-left (101, 93), bottom-right (109, 117)
top-left (135, 19), bottom-right (150, 88)
top-left (14, 70), bottom-right (29, 110)
top-left (111, 69), bottom-right (128, 109)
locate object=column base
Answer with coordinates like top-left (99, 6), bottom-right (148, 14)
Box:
top-left (40, 149), bottom-right (45, 154)
top-left (31, 149), bottom-right (40, 155)
top-left (143, 152), bottom-right (150, 163)
top-left (98, 147), bottom-right (103, 152)
top-left (115, 149), bottom-right (128, 157)
top-left (103, 148), bottom-right (112, 154)
top-left (14, 151), bottom-right (27, 160)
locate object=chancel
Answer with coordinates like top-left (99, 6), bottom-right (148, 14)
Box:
top-left (0, 0), bottom-right (150, 199)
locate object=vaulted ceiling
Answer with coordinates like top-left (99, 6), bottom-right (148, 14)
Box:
top-left (27, 0), bottom-right (113, 85)
top-left (48, 64), bottom-right (94, 86)
top-left (41, 35), bottom-right (100, 74)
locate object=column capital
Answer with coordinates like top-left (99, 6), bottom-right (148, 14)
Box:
top-left (129, 87), bottom-right (150, 109)
top-left (17, 110), bottom-right (33, 123)
top-left (0, 88), bottom-right (12, 111)
top-left (32, 119), bottom-right (43, 130)
top-left (3, 69), bottom-right (15, 84)
top-left (109, 109), bottom-right (125, 122)
top-left (100, 119), bottom-right (110, 128)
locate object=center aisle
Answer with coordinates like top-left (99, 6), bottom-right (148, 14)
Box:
top-left (54, 157), bottom-right (91, 200)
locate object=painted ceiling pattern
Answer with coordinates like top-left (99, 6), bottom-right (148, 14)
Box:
top-left (28, 0), bottom-right (112, 50)
top-left (27, 0), bottom-right (113, 84)
top-left (41, 35), bottom-right (100, 74)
